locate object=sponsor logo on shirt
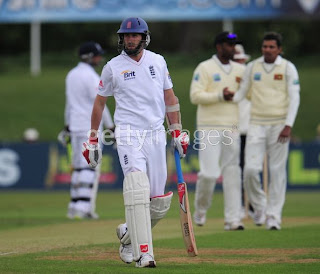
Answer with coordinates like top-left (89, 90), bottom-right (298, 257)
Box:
top-left (236, 76), bottom-right (242, 83)
top-left (167, 73), bottom-right (172, 83)
top-left (194, 73), bottom-right (199, 81)
top-left (254, 73), bottom-right (261, 81)
top-left (121, 70), bottom-right (136, 81)
top-left (213, 73), bottom-right (221, 81)
top-left (274, 74), bottom-right (283, 80)
top-left (149, 65), bottom-right (156, 78)
top-left (293, 79), bottom-right (300, 85)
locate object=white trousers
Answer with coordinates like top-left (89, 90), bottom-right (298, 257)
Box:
top-left (116, 130), bottom-right (167, 198)
top-left (244, 124), bottom-right (289, 224)
top-left (194, 129), bottom-right (242, 223)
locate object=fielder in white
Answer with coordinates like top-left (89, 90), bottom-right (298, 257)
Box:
top-left (190, 32), bottom-right (245, 231)
top-left (225, 32), bottom-right (300, 230)
top-left (82, 17), bottom-right (188, 268)
top-left (59, 41), bottom-right (114, 219)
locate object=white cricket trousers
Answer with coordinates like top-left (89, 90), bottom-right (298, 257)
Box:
top-left (116, 129), bottom-right (167, 198)
top-left (244, 124), bottom-right (289, 224)
top-left (194, 129), bottom-right (242, 223)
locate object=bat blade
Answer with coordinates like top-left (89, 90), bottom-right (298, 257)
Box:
top-left (178, 181), bottom-right (198, 256)
top-left (175, 150), bottom-right (198, 257)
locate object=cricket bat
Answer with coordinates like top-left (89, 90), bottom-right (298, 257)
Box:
top-left (174, 149), bottom-right (198, 257)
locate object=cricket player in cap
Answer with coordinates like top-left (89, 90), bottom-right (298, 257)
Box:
top-left (59, 41), bottom-right (114, 220)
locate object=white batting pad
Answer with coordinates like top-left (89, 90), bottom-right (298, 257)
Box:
top-left (150, 191), bottom-right (173, 228)
top-left (123, 171), bottom-right (153, 261)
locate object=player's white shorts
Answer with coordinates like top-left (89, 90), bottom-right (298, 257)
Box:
top-left (116, 129), bottom-right (167, 198)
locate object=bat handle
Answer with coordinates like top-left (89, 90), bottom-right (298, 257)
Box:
top-left (174, 149), bottom-right (184, 183)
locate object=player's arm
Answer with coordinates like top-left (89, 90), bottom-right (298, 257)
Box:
top-left (164, 88), bottom-right (189, 158)
top-left (91, 95), bottom-right (108, 136)
top-left (278, 62), bottom-right (300, 143)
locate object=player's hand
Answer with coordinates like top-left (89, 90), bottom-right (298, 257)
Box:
top-left (82, 138), bottom-right (102, 168)
top-left (278, 125), bottom-right (291, 143)
top-left (223, 87), bottom-right (234, 101)
top-left (171, 130), bottom-right (189, 158)
top-left (57, 126), bottom-right (71, 147)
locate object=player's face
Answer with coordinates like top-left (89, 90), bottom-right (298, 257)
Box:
top-left (262, 40), bottom-right (282, 63)
top-left (123, 33), bottom-right (143, 50)
top-left (220, 42), bottom-right (236, 60)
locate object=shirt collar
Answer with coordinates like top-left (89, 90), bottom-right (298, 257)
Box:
top-left (212, 54), bottom-right (230, 66)
top-left (258, 55), bottom-right (282, 65)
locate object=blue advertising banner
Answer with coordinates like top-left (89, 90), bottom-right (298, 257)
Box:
top-left (0, 0), bottom-right (319, 23)
top-left (0, 141), bottom-right (319, 190)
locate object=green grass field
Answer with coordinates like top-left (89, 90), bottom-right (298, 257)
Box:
top-left (0, 53), bottom-right (319, 142)
top-left (1, 190), bottom-right (319, 273)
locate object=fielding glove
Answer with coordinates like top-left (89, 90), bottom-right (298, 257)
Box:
top-left (171, 130), bottom-right (189, 158)
top-left (57, 126), bottom-right (71, 147)
top-left (82, 138), bottom-right (102, 168)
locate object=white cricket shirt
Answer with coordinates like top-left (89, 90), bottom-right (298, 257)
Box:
top-left (98, 50), bottom-right (173, 132)
top-left (65, 62), bottom-right (113, 132)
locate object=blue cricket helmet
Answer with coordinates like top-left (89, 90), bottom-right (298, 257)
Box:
top-left (117, 17), bottom-right (151, 55)
top-left (117, 17), bottom-right (149, 36)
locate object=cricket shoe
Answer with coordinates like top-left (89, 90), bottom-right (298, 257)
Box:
top-left (224, 221), bottom-right (245, 231)
top-left (193, 211), bottom-right (206, 226)
top-left (253, 209), bottom-right (266, 226)
top-left (266, 216), bottom-right (281, 230)
top-left (116, 224), bottom-right (133, 264)
top-left (135, 253), bottom-right (156, 268)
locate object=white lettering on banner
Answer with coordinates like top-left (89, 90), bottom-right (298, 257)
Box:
top-left (72, 0), bottom-right (96, 10)
top-left (0, 149), bottom-right (21, 187)
top-left (40, 0), bottom-right (67, 9)
top-left (8, 0), bottom-right (36, 11)
top-left (297, 0), bottom-right (319, 14)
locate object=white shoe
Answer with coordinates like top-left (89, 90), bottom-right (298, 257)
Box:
top-left (116, 224), bottom-right (133, 264)
top-left (266, 216), bottom-right (281, 230)
top-left (253, 210), bottom-right (266, 226)
top-left (67, 208), bottom-right (75, 219)
top-left (135, 253), bottom-right (156, 268)
top-left (224, 221), bottom-right (245, 231)
top-left (193, 212), bottom-right (206, 226)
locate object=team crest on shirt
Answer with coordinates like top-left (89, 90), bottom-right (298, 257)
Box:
top-left (254, 73), bottom-right (261, 81)
top-left (149, 65), bottom-right (156, 78)
top-left (293, 79), bottom-right (300, 85)
top-left (121, 70), bottom-right (136, 80)
top-left (274, 74), bottom-right (283, 80)
top-left (236, 76), bottom-right (242, 83)
top-left (213, 73), bottom-right (221, 81)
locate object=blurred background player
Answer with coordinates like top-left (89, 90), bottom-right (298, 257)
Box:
top-left (59, 41), bottom-right (114, 220)
top-left (232, 43), bottom-right (254, 219)
top-left (227, 32), bottom-right (300, 230)
top-left (190, 32), bottom-right (245, 231)
top-left (82, 17), bottom-right (188, 267)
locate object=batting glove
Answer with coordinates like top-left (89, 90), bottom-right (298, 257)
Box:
top-left (171, 130), bottom-right (189, 158)
top-left (82, 138), bottom-right (102, 168)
